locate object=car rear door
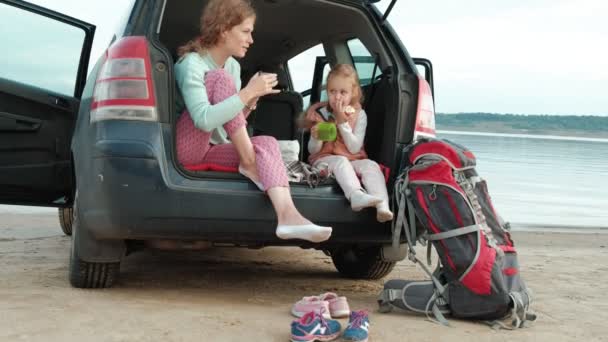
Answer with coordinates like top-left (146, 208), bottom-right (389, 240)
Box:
top-left (0, 0), bottom-right (95, 206)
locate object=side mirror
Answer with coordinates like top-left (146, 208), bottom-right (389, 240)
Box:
top-left (413, 58), bottom-right (434, 98)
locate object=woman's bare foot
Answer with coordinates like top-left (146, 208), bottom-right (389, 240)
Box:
top-left (238, 163), bottom-right (263, 190)
top-left (229, 126), bottom-right (261, 187)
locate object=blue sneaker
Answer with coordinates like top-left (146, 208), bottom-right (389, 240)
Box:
top-left (290, 310), bottom-right (341, 342)
top-left (342, 310), bottom-right (370, 342)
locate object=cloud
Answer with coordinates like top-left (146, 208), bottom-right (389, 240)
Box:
top-left (16, 0), bottom-right (608, 115)
top-left (385, 0), bottom-right (608, 115)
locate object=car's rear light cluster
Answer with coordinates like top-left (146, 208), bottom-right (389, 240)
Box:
top-left (413, 76), bottom-right (436, 140)
top-left (90, 36), bottom-right (157, 123)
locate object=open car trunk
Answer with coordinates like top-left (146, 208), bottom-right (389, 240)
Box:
top-left (158, 0), bottom-right (403, 196)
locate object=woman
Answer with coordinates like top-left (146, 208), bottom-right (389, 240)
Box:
top-left (174, 0), bottom-right (331, 243)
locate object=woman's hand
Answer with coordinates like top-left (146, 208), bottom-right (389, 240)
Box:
top-left (305, 101), bottom-right (327, 123)
top-left (241, 72), bottom-right (280, 103)
top-left (246, 96), bottom-right (259, 110)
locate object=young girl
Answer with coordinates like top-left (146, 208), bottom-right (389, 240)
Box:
top-left (306, 64), bottom-right (394, 223)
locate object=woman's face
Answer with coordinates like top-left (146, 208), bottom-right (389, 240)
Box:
top-left (222, 16), bottom-right (255, 58)
top-left (327, 75), bottom-right (354, 111)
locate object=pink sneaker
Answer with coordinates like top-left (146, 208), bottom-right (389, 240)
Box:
top-left (319, 292), bottom-right (350, 318)
top-left (291, 296), bottom-right (331, 319)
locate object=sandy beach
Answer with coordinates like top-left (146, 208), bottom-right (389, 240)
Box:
top-left (1, 211), bottom-right (607, 341)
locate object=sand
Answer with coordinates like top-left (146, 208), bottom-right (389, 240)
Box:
top-left (1, 212), bottom-right (607, 341)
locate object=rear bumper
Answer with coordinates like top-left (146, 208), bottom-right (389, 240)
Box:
top-left (75, 123), bottom-right (393, 246)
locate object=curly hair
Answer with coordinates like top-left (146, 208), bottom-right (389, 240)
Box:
top-left (177, 0), bottom-right (256, 57)
top-left (326, 64), bottom-right (364, 109)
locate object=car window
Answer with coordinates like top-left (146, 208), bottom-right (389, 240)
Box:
top-left (318, 64), bottom-right (331, 103)
top-left (0, 3), bottom-right (87, 97)
top-left (347, 39), bottom-right (382, 87)
top-left (288, 44), bottom-right (328, 108)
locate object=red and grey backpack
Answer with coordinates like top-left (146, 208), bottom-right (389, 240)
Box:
top-left (378, 138), bottom-right (536, 328)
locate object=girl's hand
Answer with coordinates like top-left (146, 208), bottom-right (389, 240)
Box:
top-left (333, 100), bottom-right (348, 124)
top-left (310, 123), bottom-right (320, 139)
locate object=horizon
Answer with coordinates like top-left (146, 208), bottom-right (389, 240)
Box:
top-left (8, 0), bottom-right (608, 117)
top-left (437, 112), bottom-right (608, 117)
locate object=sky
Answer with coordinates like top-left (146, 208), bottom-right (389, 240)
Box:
top-left (5, 0), bottom-right (608, 116)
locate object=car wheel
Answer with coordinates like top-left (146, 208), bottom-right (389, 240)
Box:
top-left (331, 246), bottom-right (396, 280)
top-left (69, 197), bottom-right (120, 288)
top-left (58, 207), bottom-right (73, 236)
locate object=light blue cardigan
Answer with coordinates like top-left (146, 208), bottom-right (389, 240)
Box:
top-left (174, 52), bottom-right (246, 144)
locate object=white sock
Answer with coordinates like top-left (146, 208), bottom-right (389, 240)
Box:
top-left (350, 189), bottom-right (382, 212)
top-left (376, 201), bottom-right (394, 223)
top-left (276, 224), bottom-right (332, 243)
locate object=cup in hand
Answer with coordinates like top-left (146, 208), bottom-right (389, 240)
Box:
top-left (316, 122), bottom-right (337, 142)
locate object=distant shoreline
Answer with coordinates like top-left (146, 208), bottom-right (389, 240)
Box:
top-left (436, 113), bottom-right (608, 139)
top-left (511, 222), bottom-right (608, 233)
top-left (438, 129), bottom-right (608, 143)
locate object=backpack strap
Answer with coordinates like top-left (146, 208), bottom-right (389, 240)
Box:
top-left (427, 224), bottom-right (480, 241)
top-left (377, 284), bottom-right (451, 326)
top-left (426, 291), bottom-right (451, 326)
top-left (485, 290), bottom-right (537, 329)
top-left (387, 173), bottom-right (451, 326)
top-left (454, 171), bottom-right (503, 257)
top-left (470, 176), bottom-right (512, 234)
top-left (377, 288), bottom-right (403, 313)
top-left (392, 173), bottom-right (416, 251)
top-left (391, 174), bottom-right (406, 250)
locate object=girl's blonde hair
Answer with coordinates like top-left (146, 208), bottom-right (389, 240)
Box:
top-left (177, 0), bottom-right (256, 57)
top-left (326, 64), bottom-right (364, 109)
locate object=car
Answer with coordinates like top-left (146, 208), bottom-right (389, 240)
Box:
top-left (0, 0), bottom-right (436, 288)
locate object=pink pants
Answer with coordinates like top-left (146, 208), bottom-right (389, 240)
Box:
top-left (176, 69), bottom-right (289, 191)
top-left (314, 155), bottom-right (389, 204)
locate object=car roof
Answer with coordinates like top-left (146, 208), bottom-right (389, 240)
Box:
top-left (160, 0), bottom-right (379, 66)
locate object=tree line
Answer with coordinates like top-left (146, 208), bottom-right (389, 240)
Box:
top-left (435, 113), bottom-right (608, 132)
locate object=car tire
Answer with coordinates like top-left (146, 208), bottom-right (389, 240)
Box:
top-left (69, 197), bottom-right (120, 289)
top-left (331, 246), bottom-right (396, 280)
top-left (58, 207), bottom-right (73, 236)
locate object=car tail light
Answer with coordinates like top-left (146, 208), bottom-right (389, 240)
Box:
top-left (90, 36), bottom-right (157, 123)
top-left (413, 76), bottom-right (436, 140)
